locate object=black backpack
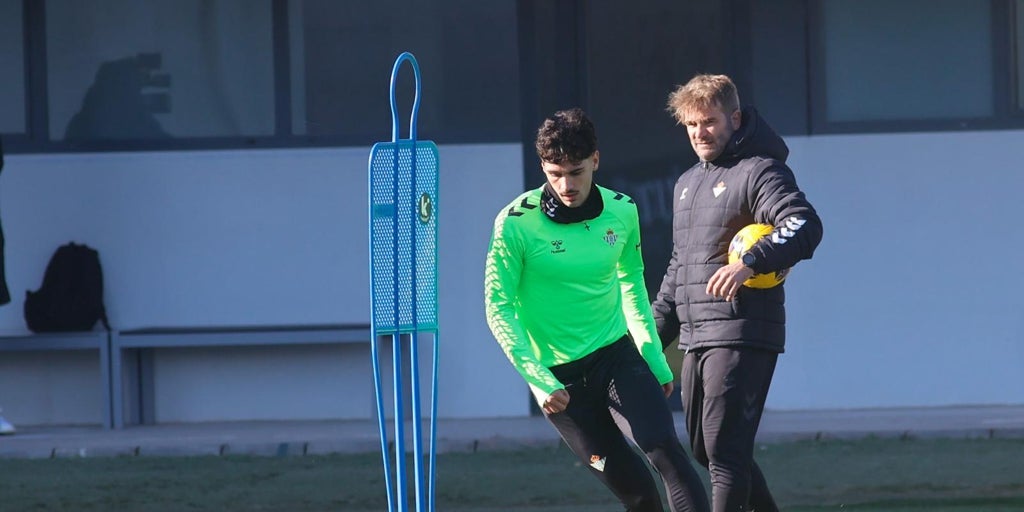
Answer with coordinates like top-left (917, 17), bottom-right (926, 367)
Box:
top-left (24, 242), bottom-right (111, 332)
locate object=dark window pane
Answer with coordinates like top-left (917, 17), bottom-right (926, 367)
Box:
top-left (289, 0), bottom-right (520, 143)
top-left (822, 0), bottom-right (992, 122)
top-left (46, 0), bottom-right (274, 141)
top-left (0, 0), bottom-right (25, 134)
top-left (1018, 0), bottom-right (1024, 110)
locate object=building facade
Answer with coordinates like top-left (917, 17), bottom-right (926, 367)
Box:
top-left (1, 0), bottom-right (1022, 426)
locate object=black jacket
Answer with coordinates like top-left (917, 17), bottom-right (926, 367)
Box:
top-left (652, 108), bottom-right (822, 353)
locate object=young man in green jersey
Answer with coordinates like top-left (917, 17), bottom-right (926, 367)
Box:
top-left (485, 108), bottom-right (709, 512)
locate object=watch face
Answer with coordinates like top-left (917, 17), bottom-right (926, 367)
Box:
top-left (742, 252), bottom-right (757, 267)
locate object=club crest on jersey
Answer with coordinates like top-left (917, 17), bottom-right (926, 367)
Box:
top-left (550, 240), bottom-right (566, 254)
top-left (712, 181), bottom-right (727, 198)
top-left (603, 229), bottom-right (618, 246)
top-left (590, 455), bottom-right (606, 472)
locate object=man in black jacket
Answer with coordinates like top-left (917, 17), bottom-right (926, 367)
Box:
top-left (653, 74), bottom-right (823, 512)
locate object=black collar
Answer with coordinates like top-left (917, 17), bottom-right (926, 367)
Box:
top-left (541, 182), bottom-right (603, 224)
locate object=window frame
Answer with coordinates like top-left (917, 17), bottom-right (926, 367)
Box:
top-left (7, 0), bottom-right (295, 153)
top-left (807, 0), bottom-right (1024, 135)
top-left (3, 0), bottom-right (520, 154)
top-left (1014, 0), bottom-right (1024, 113)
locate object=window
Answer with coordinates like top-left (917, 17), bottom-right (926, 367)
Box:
top-left (8, 0), bottom-right (518, 152)
top-left (45, 0), bottom-right (275, 142)
top-left (0, 0), bottom-right (25, 134)
top-left (287, 0), bottom-right (520, 144)
top-left (816, 0), bottom-right (993, 125)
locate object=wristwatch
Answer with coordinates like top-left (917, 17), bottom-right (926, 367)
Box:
top-left (741, 251), bottom-right (758, 270)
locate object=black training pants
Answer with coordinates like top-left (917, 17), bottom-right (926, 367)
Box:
top-left (546, 336), bottom-right (709, 512)
top-left (681, 347), bottom-right (779, 512)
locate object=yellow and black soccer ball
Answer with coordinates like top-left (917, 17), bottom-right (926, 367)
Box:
top-left (727, 223), bottom-right (790, 289)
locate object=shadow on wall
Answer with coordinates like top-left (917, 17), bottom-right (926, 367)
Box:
top-left (64, 53), bottom-right (172, 141)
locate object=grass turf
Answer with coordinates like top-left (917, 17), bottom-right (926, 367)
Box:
top-left (0, 437), bottom-right (1021, 511)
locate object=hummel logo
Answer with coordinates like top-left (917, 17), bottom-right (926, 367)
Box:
top-left (550, 240), bottom-right (566, 254)
top-left (771, 216), bottom-right (807, 244)
top-left (679, 187), bottom-right (688, 201)
top-left (712, 181), bottom-right (727, 198)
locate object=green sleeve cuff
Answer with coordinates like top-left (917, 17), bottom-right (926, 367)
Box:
top-left (646, 352), bottom-right (675, 385)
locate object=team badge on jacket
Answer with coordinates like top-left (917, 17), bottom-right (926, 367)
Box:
top-left (603, 229), bottom-right (618, 246)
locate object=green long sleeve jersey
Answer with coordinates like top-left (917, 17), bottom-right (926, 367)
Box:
top-left (484, 185), bottom-right (673, 397)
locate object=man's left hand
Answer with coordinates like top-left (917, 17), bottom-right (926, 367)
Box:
top-left (706, 261), bottom-right (755, 302)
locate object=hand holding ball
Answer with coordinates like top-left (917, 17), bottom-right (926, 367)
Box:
top-left (727, 223), bottom-right (790, 289)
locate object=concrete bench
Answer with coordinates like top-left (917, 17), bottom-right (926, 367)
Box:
top-left (110, 324), bottom-right (372, 429)
top-left (0, 331), bottom-right (113, 429)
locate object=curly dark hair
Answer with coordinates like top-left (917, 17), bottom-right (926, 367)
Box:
top-left (534, 108), bottom-right (597, 164)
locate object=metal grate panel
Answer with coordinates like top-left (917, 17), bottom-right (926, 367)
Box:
top-left (369, 140), bottom-right (439, 333)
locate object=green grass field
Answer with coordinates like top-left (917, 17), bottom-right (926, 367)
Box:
top-left (2, 437), bottom-right (1022, 511)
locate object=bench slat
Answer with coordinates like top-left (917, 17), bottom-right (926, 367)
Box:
top-left (111, 324), bottom-right (373, 428)
top-left (115, 324), bottom-right (371, 348)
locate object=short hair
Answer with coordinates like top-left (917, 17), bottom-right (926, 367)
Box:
top-left (535, 108), bottom-right (597, 165)
top-left (666, 74), bottom-right (740, 124)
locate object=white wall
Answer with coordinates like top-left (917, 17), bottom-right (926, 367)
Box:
top-left (770, 129), bottom-right (1024, 410)
top-left (0, 143), bottom-right (529, 425)
top-left (3, 129), bottom-right (1023, 426)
